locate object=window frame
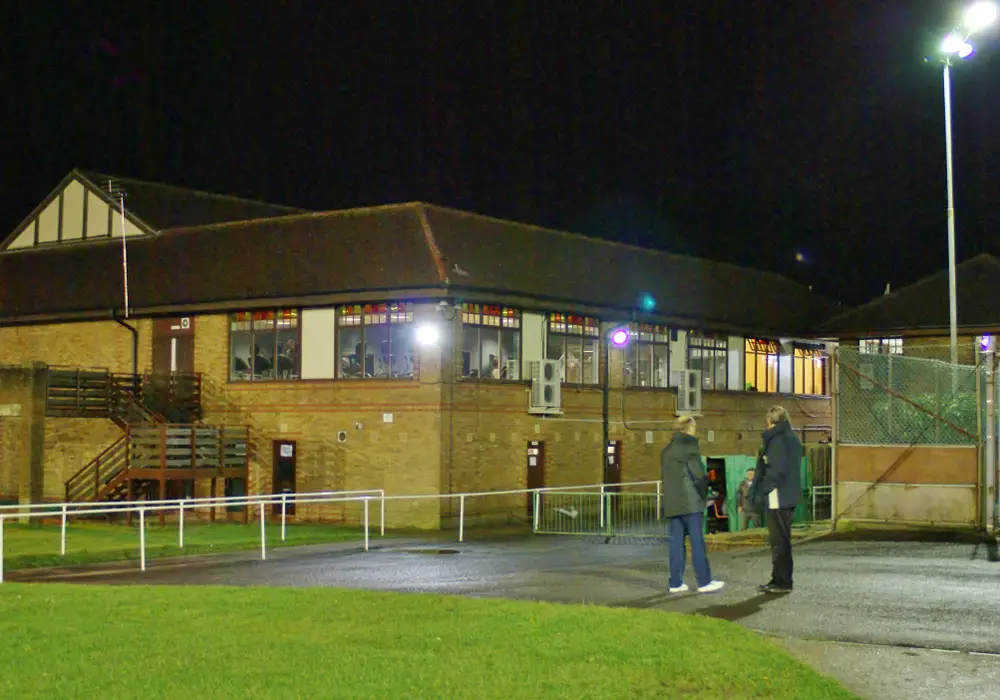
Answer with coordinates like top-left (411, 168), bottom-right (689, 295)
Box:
top-left (459, 303), bottom-right (522, 381)
top-left (624, 321), bottom-right (672, 389)
top-left (859, 337), bottom-right (902, 355)
top-left (743, 338), bottom-right (780, 393)
top-left (228, 309), bottom-right (302, 383)
top-left (687, 331), bottom-right (729, 391)
top-left (336, 302), bottom-right (416, 380)
top-left (793, 344), bottom-right (828, 396)
top-left (547, 312), bottom-right (601, 385)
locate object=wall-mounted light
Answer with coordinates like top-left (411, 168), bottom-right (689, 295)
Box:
top-left (610, 328), bottom-right (630, 347)
top-left (981, 335), bottom-right (994, 352)
top-left (415, 323), bottom-right (440, 347)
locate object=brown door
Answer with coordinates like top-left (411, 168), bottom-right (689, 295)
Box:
top-left (604, 440), bottom-right (622, 488)
top-left (272, 440), bottom-right (297, 516)
top-left (526, 441), bottom-right (545, 516)
top-left (152, 317), bottom-right (195, 374)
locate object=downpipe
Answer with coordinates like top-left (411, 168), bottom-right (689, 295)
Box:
top-left (113, 314), bottom-right (139, 392)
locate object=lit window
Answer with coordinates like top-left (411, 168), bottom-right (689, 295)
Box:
top-left (547, 313), bottom-right (600, 385)
top-left (794, 346), bottom-right (828, 395)
top-left (460, 304), bottom-right (521, 380)
top-left (229, 309), bottom-right (300, 382)
top-left (744, 339), bottom-right (780, 393)
top-left (337, 303), bottom-right (415, 379)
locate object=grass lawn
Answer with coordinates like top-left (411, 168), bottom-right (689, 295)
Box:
top-left (0, 584), bottom-right (859, 700)
top-left (1, 521), bottom-right (365, 571)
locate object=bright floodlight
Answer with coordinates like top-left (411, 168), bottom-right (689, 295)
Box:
top-left (982, 335), bottom-right (994, 351)
top-left (610, 328), bottom-right (630, 347)
top-left (965, 1), bottom-right (998, 32)
top-left (959, 42), bottom-right (976, 58)
top-left (942, 32), bottom-right (966, 53)
top-left (415, 323), bottom-right (440, 346)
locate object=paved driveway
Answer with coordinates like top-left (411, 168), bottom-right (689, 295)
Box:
top-left (19, 535), bottom-right (1000, 653)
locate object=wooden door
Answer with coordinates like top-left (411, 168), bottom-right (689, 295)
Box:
top-left (526, 441), bottom-right (545, 516)
top-left (604, 440), bottom-right (622, 487)
top-left (152, 317), bottom-right (195, 374)
top-left (272, 440), bottom-right (297, 516)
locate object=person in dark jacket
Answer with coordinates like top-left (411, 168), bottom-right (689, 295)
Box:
top-left (660, 416), bottom-right (725, 594)
top-left (736, 468), bottom-right (762, 530)
top-left (750, 406), bottom-right (803, 593)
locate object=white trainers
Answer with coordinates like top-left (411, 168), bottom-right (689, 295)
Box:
top-left (668, 583), bottom-right (689, 593)
top-left (697, 580), bottom-right (725, 594)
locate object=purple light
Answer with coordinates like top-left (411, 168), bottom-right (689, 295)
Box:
top-left (981, 335), bottom-right (992, 351)
top-left (610, 328), bottom-right (630, 347)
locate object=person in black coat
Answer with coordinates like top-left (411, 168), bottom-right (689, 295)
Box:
top-left (660, 416), bottom-right (725, 594)
top-left (750, 406), bottom-right (803, 593)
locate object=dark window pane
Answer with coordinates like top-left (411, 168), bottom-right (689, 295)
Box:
top-left (338, 327), bottom-right (363, 378)
top-left (389, 324), bottom-right (415, 378)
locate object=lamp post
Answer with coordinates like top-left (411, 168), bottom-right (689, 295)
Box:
top-left (937, 2), bottom-right (998, 366)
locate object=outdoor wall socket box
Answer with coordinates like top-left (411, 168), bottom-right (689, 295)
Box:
top-left (707, 430), bottom-right (715, 442)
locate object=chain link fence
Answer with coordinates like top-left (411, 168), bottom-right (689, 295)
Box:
top-left (837, 345), bottom-right (982, 446)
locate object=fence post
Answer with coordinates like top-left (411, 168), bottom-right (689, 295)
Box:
top-left (599, 484), bottom-right (606, 529)
top-left (363, 498), bottom-right (370, 552)
top-left (139, 507), bottom-right (146, 572)
top-left (281, 493), bottom-right (287, 542)
top-left (532, 490), bottom-right (540, 532)
top-left (459, 495), bottom-right (466, 543)
top-left (656, 481), bottom-right (662, 521)
top-left (179, 501), bottom-right (185, 548)
top-left (61, 504), bottom-right (68, 556)
top-left (380, 491), bottom-right (385, 537)
top-left (259, 504), bottom-right (267, 561)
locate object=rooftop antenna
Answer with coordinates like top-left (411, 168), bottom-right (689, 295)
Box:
top-left (106, 180), bottom-right (131, 318)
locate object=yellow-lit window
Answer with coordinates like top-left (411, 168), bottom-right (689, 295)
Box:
top-left (793, 347), bottom-right (827, 395)
top-left (744, 339), bottom-right (779, 393)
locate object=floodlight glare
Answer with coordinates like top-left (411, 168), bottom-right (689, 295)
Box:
top-left (965, 1), bottom-right (998, 32)
top-left (415, 324), bottom-right (440, 346)
top-left (959, 42), bottom-right (976, 58)
top-left (610, 328), bottom-right (630, 347)
top-left (981, 335), bottom-right (993, 351)
top-left (942, 32), bottom-right (965, 53)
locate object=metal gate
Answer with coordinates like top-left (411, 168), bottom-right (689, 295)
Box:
top-left (532, 484), bottom-right (662, 536)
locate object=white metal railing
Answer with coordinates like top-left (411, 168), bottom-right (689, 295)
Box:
top-left (811, 485), bottom-right (833, 521)
top-left (0, 480), bottom-right (663, 583)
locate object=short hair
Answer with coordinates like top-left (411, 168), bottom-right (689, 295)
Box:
top-left (674, 415), bottom-right (697, 433)
top-left (767, 406), bottom-right (791, 424)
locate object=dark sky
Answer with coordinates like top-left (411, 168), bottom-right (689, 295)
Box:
top-left (4, 1), bottom-right (1000, 308)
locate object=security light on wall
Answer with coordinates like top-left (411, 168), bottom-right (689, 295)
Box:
top-left (415, 323), bottom-right (440, 347)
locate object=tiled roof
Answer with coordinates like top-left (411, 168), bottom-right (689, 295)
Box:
top-left (0, 188), bottom-right (835, 336)
top-left (816, 253), bottom-right (1000, 336)
top-left (77, 170), bottom-right (306, 230)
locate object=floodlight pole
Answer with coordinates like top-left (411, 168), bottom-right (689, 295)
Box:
top-left (943, 59), bottom-right (959, 368)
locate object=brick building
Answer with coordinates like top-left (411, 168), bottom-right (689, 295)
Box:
top-left (0, 170), bottom-right (836, 528)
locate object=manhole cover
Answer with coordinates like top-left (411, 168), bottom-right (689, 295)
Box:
top-left (401, 548), bottom-right (460, 555)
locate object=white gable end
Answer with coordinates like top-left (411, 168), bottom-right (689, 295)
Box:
top-left (3, 175), bottom-right (151, 252)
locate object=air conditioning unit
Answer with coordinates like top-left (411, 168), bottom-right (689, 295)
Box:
top-left (529, 359), bottom-right (562, 415)
top-left (674, 369), bottom-right (703, 415)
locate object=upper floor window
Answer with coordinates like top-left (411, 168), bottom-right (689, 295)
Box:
top-left (547, 313), bottom-right (600, 385)
top-left (794, 346), bottom-right (828, 395)
top-left (745, 339), bottom-right (780, 393)
top-left (859, 338), bottom-right (902, 355)
top-left (337, 303), bottom-right (415, 379)
top-left (625, 322), bottom-right (672, 388)
top-left (688, 331), bottom-right (728, 390)
top-left (460, 304), bottom-right (520, 380)
top-left (229, 309), bottom-right (300, 382)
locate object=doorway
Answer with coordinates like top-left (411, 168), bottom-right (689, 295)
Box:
top-left (604, 440), bottom-right (622, 487)
top-left (152, 317), bottom-right (195, 374)
top-left (526, 441), bottom-right (545, 516)
top-left (272, 440), bottom-right (297, 516)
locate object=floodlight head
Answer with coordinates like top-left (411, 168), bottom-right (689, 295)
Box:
top-left (959, 41), bottom-right (976, 58)
top-left (942, 32), bottom-right (966, 53)
top-left (965, 1), bottom-right (998, 32)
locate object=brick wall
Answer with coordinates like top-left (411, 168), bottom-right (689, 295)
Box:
top-left (0, 319), bottom-right (153, 374)
top-left (0, 365), bottom-right (47, 504)
top-left (43, 417), bottom-right (123, 501)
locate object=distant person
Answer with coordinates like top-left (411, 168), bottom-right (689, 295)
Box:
top-left (736, 468), bottom-right (762, 530)
top-left (750, 406), bottom-right (803, 594)
top-left (660, 416), bottom-right (725, 594)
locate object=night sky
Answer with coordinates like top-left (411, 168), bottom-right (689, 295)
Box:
top-left (4, 1), bottom-right (1000, 308)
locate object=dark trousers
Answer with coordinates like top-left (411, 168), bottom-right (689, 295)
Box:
top-left (667, 512), bottom-right (712, 588)
top-left (766, 506), bottom-right (796, 588)
top-left (741, 510), bottom-right (762, 530)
